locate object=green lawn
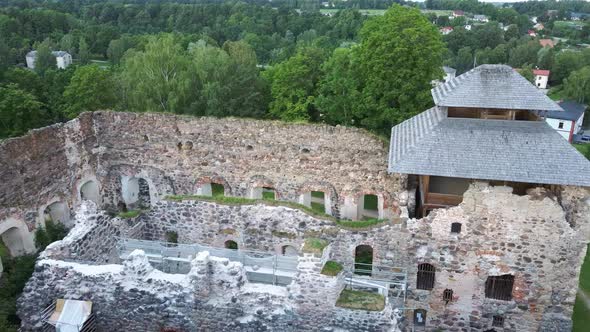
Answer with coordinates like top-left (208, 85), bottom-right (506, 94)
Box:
top-left (573, 245), bottom-right (590, 331)
top-left (336, 289), bottom-right (385, 311)
top-left (420, 9), bottom-right (453, 16)
top-left (321, 260), bottom-right (343, 276)
top-left (574, 144), bottom-right (590, 160)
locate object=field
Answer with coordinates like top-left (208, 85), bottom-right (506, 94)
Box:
top-left (420, 9), bottom-right (453, 17)
top-left (319, 9), bottom-right (386, 16)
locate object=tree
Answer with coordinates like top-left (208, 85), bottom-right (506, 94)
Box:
top-left (563, 66), bottom-right (590, 103)
top-left (0, 84), bottom-right (44, 138)
top-left (519, 64), bottom-right (535, 83)
top-left (552, 50), bottom-right (584, 84)
top-left (78, 38), bottom-right (90, 64)
top-left (265, 46), bottom-right (326, 121)
top-left (316, 47), bottom-right (361, 126)
top-left (35, 40), bottom-right (56, 73)
top-left (455, 46), bottom-right (474, 74)
top-left (188, 40), bottom-right (267, 118)
top-left (508, 41), bottom-right (541, 68)
top-left (354, 5), bottom-right (444, 134)
top-left (119, 35), bottom-right (192, 113)
top-left (63, 65), bottom-right (118, 119)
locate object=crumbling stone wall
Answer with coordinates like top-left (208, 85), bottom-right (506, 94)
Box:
top-left (0, 111), bottom-right (400, 255)
top-left (91, 112), bottom-right (401, 220)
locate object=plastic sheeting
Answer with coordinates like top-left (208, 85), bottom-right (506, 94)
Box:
top-left (55, 300), bottom-right (91, 332)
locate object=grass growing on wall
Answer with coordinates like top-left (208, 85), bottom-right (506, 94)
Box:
top-left (165, 195), bottom-right (337, 222)
top-left (335, 289), bottom-right (385, 311)
top-left (321, 261), bottom-right (343, 276)
top-left (302, 238), bottom-right (329, 254)
top-left (573, 244), bottom-right (590, 332)
top-left (117, 210), bottom-right (142, 219)
top-left (336, 218), bottom-right (387, 229)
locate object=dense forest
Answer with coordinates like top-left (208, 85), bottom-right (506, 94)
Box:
top-left (1, 0), bottom-right (590, 140)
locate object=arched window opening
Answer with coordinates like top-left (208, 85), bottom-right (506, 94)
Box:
top-left (451, 222), bottom-right (462, 234)
top-left (185, 141), bottom-right (193, 150)
top-left (211, 183), bottom-right (224, 197)
top-left (443, 289), bottom-right (453, 304)
top-left (354, 245), bottom-right (373, 276)
top-left (176, 142), bottom-right (183, 150)
top-left (43, 202), bottom-right (70, 225)
top-left (310, 191), bottom-right (325, 213)
top-left (123, 177), bottom-right (151, 208)
top-left (224, 240), bottom-right (238, 250)
top-left (281, 245), bottom-right (297, 256)
top-left (261, 187), bottom-right (276, 200)
top-left (492, 315), bottom-right (504, 327)
top-left (358, 194), bottom-right (379, 220)
top-left (413, 309), bottom-right (427, 327)
top-left (485, 274), bottom-right (514, 301)
top-left (0, 227), bottom-right (25, 257)
top-left (80, 180), bottom-right (99, 204)
top-left (417, 263), bottom-right (435, 290)
top-left (198, 180), bottom-right (227, 197)
top-left (300, 190), bottom-right (331, 215)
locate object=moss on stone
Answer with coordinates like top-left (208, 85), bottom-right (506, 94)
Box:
top-left (321, 261), bottom-right (343, 276)
top-left (336, 218), bottom-right (388, 229)
top-left (302, 238), bottom-right (329, 254)
top-left (335, 289), bottom-right (385, 311)
top-left (271, 230), bottom-right (297, 239)
top-left (117, 210), bottom-right (142, 219)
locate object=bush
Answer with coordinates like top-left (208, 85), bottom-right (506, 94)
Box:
top-left (0, 254), bottom-right (37, 331)
top-left (34, 220), bottom-right (68, 251)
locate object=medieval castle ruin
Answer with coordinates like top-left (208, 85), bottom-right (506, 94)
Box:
top-left (1, 65), bottom-right (590, 331)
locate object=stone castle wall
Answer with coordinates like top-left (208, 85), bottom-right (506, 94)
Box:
top-left (0, 111), bottom-right (401, 256)
top-left (18, 185), bottom-right (586, 331)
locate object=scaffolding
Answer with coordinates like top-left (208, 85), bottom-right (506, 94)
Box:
top-left (116, 237), bottom-right (299, 286)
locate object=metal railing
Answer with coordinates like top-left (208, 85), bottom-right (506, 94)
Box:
top-left (346, 262), bottom-right (408, 303)
top-left (116, 237), bottom-right (298, 286)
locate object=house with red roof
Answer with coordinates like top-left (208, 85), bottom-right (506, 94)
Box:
top-left (440, 26), bottom-right (454, 35)
top-left (539, 39), bottom-right (555, 48)
top-left (533, 69), bottom-right (550, 89)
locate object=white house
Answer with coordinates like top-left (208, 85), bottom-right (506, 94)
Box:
top-left (26, 50), bottom-right (72, 69)
top-left (545, 100), bottom-right (586, 142)
top-left (533, 69), bottom-right (550, 89)
top-left (473, 15), bottom-right (488, 23)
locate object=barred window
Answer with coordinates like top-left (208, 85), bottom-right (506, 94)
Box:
top-left (492, 315), bottom-right (504, 327)
top-left (451, 222), bottom-right (462, 233)
top-left (443, 289), bottom-right (453, 304)
top-left (417, 263), bottom-right (435, 290)
top-left (485, 275), bottom-right (514, 301)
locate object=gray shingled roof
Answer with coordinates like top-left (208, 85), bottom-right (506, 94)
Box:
top-left (388, 108), bottom-right (590, 186)
top-left (548, 100), bottom-right (586, 121)
top-left (432, 64), bottom-right (563, 111)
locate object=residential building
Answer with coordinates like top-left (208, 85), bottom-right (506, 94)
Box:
top-left (545, 100), bottom-right (586, 142)
top-left (570, 12), bottom-right (590, 21)
top-left (528, 30), bottom-right (537, 37)
top-left (533, 69), bottom-right (550, 89)
top-left (539, 39), bottom-right (555, 48)
top-left (534, 22), bottom-right (545, 31)
top-left (389, 64), bottom-right (590, 216)
top-left (440, 26), bottom-right (454, 35)
top-left (473, 15), bottom-right (488, 23)
top-left (452, 10), bottom-right (464, 18)
top-left (25, 50), bottom-right (72, 69)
